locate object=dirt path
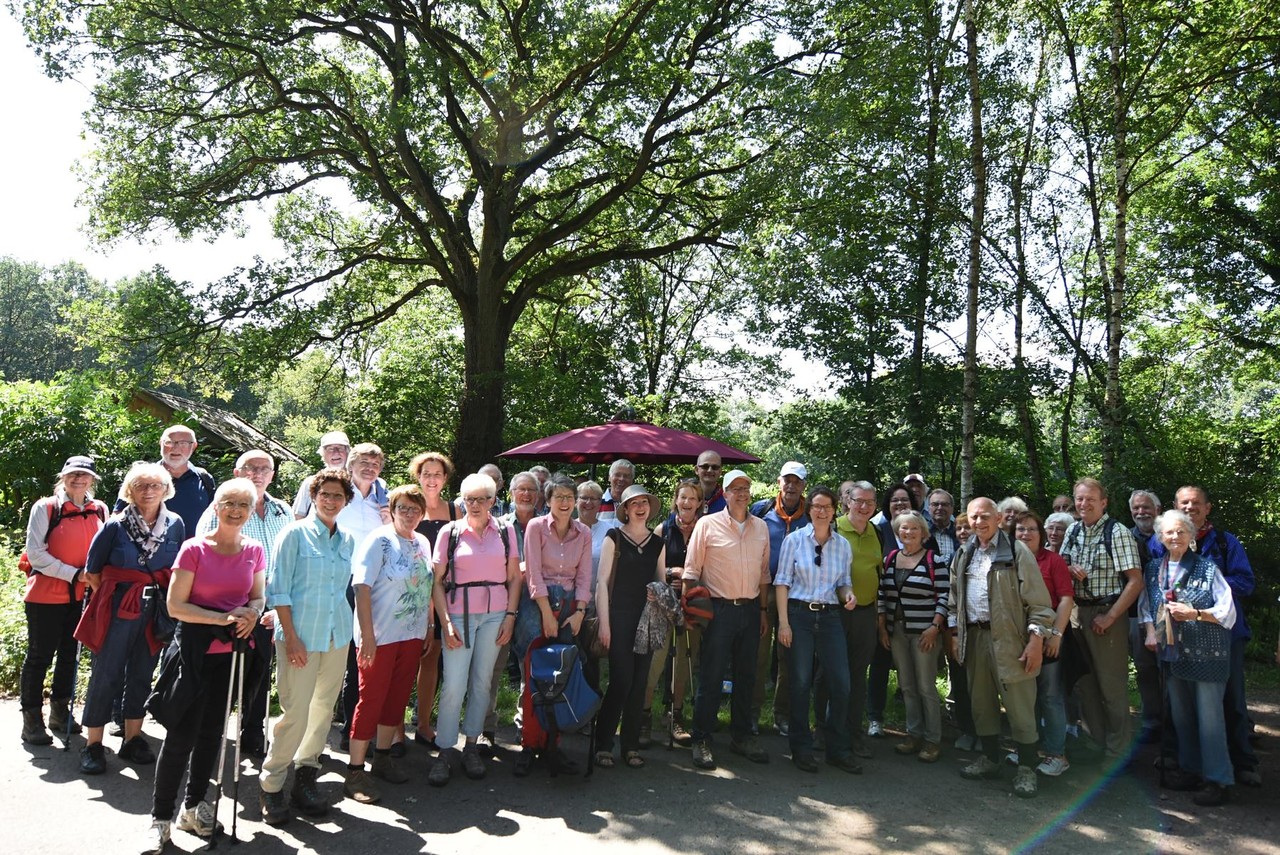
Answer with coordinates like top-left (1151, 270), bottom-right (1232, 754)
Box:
top-left (4, 695), bottom-right (1277, 855)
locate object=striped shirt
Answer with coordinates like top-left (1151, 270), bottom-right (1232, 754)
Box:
top-left (878, 550), bottom-right (950, 634)
top-left (267, 516), bottom-right (355, 653)
top-left (774, 525), bottom-right (853, 604)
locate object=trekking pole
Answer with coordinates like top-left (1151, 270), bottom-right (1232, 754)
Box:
top-left (667, 627), bottom-right (678, 750)
top-left (205, 639), bottom-right (242, 851)
top-left (230, 636), bottom-right (247, 845)
top-left (64, 587), bottom-right (91, 750)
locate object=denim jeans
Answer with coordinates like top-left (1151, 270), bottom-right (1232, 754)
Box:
top-left (786, 603), bottom-right (850, 759)
top-left (1036, 657), bottom-right (1068, 756)
top-left (82, 593), bottom-right (160, 726)
top-left (692, 601), bottom-right (759, 743)
top-left (438, 610), bottom-right (506, 750)
top-left (1166, 669), bottom-right (1233, 786)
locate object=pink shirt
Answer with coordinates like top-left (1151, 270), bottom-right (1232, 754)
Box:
top-left (524, 515), bottom-right (593, 603)
top-left (175, 538), bottom-right (266, 653)
top-left (432, 517), bottom-right (513, 614)
top-left (682, 510), bottom-right (770, 600)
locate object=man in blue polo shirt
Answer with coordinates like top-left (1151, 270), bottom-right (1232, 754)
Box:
top-left (750, 461), bottom-right (809, 736)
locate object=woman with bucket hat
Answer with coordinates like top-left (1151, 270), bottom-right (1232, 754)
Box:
top-left (594, 484), bottom-right (667, 768)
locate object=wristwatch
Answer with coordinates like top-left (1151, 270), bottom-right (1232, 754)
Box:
top-left (1026, 623), bottom-right (1051, 638)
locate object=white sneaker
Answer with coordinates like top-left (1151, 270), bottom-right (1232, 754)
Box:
top-left (1005, 751), bottom-right (1019, 766)
top-left (175, 801), bottom-right (219, 838)
top-left (141, 819), bottom-right (171, 855)
top-left (1036, 755), bottom-right (1070, 777)
top-left (866, 721), bottom-right (883, 738)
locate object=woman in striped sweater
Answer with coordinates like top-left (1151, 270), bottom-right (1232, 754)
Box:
top-left (877, 510), bottom-right (950, 763)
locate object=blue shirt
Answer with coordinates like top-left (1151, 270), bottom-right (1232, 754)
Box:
top-left (750, 498), bottom-right (810, 581)
top-left (775, 525), bottom-right (853, 604)
top-left (267, 516), bottom-right (355, 653)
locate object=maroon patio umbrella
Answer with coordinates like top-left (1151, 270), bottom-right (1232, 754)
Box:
top-left (501, 419), bottom-right (759, 465)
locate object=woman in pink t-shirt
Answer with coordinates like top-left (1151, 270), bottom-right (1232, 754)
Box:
top-left (143, 478), bottom-right (265, 854)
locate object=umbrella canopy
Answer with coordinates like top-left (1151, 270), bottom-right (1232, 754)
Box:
top-left (501, 419), bottom-right (760, 465)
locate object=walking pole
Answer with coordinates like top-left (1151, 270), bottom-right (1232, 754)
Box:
top-left (666, 627), bottom-right (678, 750)
top-left (230, 636), bottom-right (247, 845)
top-left (65, 588), bottom-right (90, 751)
top-left (205, 639), bottom-right (242, 851)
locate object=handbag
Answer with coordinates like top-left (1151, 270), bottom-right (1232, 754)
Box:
top-left (142, 582), bottom-right (177, 645)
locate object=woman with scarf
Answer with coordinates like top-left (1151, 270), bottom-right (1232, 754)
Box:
top-left (1140, 509), bottom-right (1237, 807)
top-left (594, 485), bottom-right (666, 768)
top-left (76, 461), bottom-right (185, 775)
top-left (20, 455), bottom-right (107, 746)
top-left (143, 478), bottom-right (265, 853)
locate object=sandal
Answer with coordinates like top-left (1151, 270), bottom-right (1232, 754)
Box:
top-left (594, 751), bottom-right (615, 768)
top-left (624, 751), bottom-right (645, 768)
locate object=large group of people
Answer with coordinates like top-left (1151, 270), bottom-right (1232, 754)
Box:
top-left (17, 430), bottom-right (1270, 854)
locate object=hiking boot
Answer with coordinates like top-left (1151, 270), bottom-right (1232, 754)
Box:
top-left (48, 699), bottom-right (81, 736)
top-left (895, 736), bottom-right (922, 756)
top-left (21, 708), bottom-right (53, 746)
top-left (462, 746), bottom-right (487, 780)
top-left (729, 736), bottom-right (769, 764)
top-left (1163, 769), bottom-right (1204, 791)
top-left (670, 711), bottom-right (693, 746)
top-left (475, 731), bottom-right (497, 758)
top-left (792, 752), bottom-right (819, 773)
top-left (1193, 782), bottom-right (1230, 806)
top-left (428, 752), bottom-right (453, 787)
top-left (291, 765), bottom-right (328, 816)
top-left (827, 754), bottom-right (863, 774)
top-left (370, 752), bottom-right (409, 784)
top-left (692, 739), bottom-right (716, 770)
top-left (259, 788), bottom-right (290, 826)
top-left (343, 768), bottom-right (381, 804)
top-left (388, 741), bottom-right (406, 759)
top-left (80, 742), bottom-right (107, 775)
top-left (1013, 765), bottom-right (1038, 798)
top-left (638, 712), bottom-right (653, 748)
top-left (175, 801), bottom-right (220, 838)
top-left (1036, 755), bottom-right (1070, 777)
top-left (140, 819), bottom-right (170, 855)
top-left (119, 736), bottom-right (156, 765)
top-left (960, 755), bottom-right (1001, 780)
top-left (917, 742), bottom-right (941, 763)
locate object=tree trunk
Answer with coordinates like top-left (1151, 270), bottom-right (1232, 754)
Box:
top-left (961, 0), bottom-right (985, 508)
top-left (1102, 0), bottom-right (1129, 488)
top-left (452, 287), bottom-right (517, 480)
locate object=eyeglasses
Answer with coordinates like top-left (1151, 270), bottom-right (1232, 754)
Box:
top-left (551, 493), bottom-right (576, 503)
top-left (696, 463), bottom-right (722, 471)
top-left (134, 482), bottom-right (166, 493)
top-left (814, 542), bottom-right (824, 567)
top-left (241, 465), bottom-right (274, 476)
top-left (810, 502), bottom-right (834, 514)
top-left (162, 439), bottom-right (194, 447)
top-left (218, 500), bottom-right (252, 511)
top-left (726, 486), bottom-right (751, 495)
top-left (850, 498), bottom-right (874, 507)
top-left (316, 491), bottom-right (347, 502)
top-left (393, 504), bottom-right (423, 516)
top-left (577, 495), bottom-right (601, 503)
top-left (463, 495), bottom-right (494, 505)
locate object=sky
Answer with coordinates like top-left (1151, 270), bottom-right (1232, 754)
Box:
top-left (0, 14), bottom-right (278, 285)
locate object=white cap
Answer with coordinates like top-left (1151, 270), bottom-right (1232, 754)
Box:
top-left (722, 469), bottom-right (751, 491)
top-left (317, 431), bottom-right (351, 453)
top-left (779, 461), bottom-right (807, 480)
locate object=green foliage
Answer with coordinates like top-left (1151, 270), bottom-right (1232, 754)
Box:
top-left (0, 530), bottom-right (27, 694)
top-left (0, 375), bottom-right (165, 525)
top-left (0, 257), bottom-right (103, 382)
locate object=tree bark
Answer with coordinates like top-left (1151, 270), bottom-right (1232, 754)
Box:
top-left (961, 0), bottom-right (985, 508)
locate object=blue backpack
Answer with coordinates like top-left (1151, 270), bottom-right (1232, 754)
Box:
top-left (527, 640), bottom-right (601, 735)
